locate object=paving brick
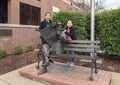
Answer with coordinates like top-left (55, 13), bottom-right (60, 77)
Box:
top-left (19, 62), bottom-right (112, 85)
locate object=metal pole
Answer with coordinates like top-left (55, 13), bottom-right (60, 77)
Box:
top-left (90, 0), bottom-right (95, 41)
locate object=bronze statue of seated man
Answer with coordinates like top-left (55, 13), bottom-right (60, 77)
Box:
top-left (38, 22), bottom-right (66, 75)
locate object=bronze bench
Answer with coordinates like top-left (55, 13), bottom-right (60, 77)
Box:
top-left (36, 40), bottom-right (100, 81)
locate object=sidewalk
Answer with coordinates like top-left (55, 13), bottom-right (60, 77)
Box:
top-left (0, 63), bottom-right (45, 85)
top-left (110, 72), bottom-right (120, 85)
top-left (0, 63), bottom-right (120, 85)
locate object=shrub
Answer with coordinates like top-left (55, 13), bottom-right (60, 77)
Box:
top-left (14, 46), bottom-right (23, 55)
top-left (52, 9), bottom-right (120, 58)
top-left (37, 43), bottom-right (42, 48)
top-left (96, 8), bottom-right (120, 57)
top-left (52, 10), bottom-right (89, 40)
top-left (26, 45), bottom-right (34, 52)
top-left (0, 49), bottom-right (7, 58)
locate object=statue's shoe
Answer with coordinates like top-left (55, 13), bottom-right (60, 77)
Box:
top-left (37, 67), bottom-right (47, 75)
top-left (49, 59), bottom-right (54, 63)
top-left (42, 62), bottom-right (50, 67)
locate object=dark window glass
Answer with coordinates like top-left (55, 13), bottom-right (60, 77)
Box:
top-left (0, 0), bottom-right (8, 23)
top-left (20, 2), bottom-right (41, 25)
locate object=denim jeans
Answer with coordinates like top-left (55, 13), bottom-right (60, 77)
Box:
top-left (66, 51), bottom-right (74, 62)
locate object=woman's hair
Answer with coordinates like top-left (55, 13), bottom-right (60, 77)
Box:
top-left (45, 12), bottom-right (51, 16)
top-left (67, 20), bottom-right (73, 24)
top-left (67, 20), bottom-right (72, 23)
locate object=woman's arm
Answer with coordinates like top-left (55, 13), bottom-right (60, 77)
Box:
top-left (65, 28), bottom-right (76, 40)
top-left (71, 28), bottom-right (76, 40)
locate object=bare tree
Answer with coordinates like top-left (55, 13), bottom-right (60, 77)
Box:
top-left (85, 0), bottom-right (106, 12)
top-left (95, 0), bottom-right (105, 12)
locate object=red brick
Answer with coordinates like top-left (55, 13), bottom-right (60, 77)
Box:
top-left (7, 0), bottom-right (79, 24)
top-left (0, 28), bottom-right (40, 54)
top-left (19, 62), bottom-right (112, 85)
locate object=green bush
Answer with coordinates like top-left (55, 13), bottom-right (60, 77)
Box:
top-left (37, 43), bottom-right (42, 48)
top-left (0, 49), bottom-right (7, 58)
top-left (52, 9), bottom-right (120, 58)
top-left (14, 46), bottom-right (23, 55)
top-left (96, 8), bottom-right (120, 57)
top-left (26, 45), bottom-right (34, 52)
top-left (52, 10), bottom-right (89, 40)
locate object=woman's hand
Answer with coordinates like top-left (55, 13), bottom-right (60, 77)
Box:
top-left (63, 30), bottom-right (66, 33)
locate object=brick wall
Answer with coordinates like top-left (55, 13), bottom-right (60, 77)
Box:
top-left (7, 0), bottom-right (77, 24)
top-left (0, 0), bottom-right (85, 54)
top-left (51, 0), bottom-right (71, 10)
top-left (0, 24), bottom-right (40, 54)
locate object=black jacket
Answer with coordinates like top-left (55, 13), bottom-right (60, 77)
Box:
top-left (65, 27), bottom-right (76, 40)
top-left (39, 19), bottom-right (52, 44)
top-left (39, 19), bottom-right (52, 30)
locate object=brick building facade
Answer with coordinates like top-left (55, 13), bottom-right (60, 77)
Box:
top-left (0, 0), bottom-right (89, 54)
top-left (0, 0), bottom-right (88, 25)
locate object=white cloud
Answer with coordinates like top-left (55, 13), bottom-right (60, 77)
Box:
top-left (85, 0), bottom-right (120, 10)
top-left (104, 0), bottom-right (120, 9)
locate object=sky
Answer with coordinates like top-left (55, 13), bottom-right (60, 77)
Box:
top-left (85, 0), bottom-right (120, 10)
top-left (104, 0), bottom-right (120, 9)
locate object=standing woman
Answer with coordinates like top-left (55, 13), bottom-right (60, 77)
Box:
top-left (63, 20), bottom-right (76, 66)
top-left (39, 12), bottom-right (52, 30)
top-left (39, 12), bottom-right (52, 44)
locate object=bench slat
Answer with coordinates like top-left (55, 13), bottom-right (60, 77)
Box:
top-left (65, 44), bottom-right (99, 48)
top-left (53, 54), bottom-right (94, 60)
top-left (67, 40), bottom-right (100, 44)
top-left (64, 48), bottom-right (94, 52)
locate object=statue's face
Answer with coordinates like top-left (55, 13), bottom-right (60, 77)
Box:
top-left (56, 24), bottom-right (62, 31)
top-left (67, 20), bottom-right (73, 28)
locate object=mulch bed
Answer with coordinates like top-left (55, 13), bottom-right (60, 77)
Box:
top-left (0, 52), bottom-right (37, 75)
top-left (0, 52), bottom-right (120, 75)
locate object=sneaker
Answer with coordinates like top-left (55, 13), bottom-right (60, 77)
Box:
top-left (64, 61), bottom-right (70, 66)
top-left (68, 62), bottom-right (74, 67)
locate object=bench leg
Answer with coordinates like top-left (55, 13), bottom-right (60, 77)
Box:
top-left (94, 58), bottom-right (98, 73)
top-left (36, 52), bottom-right (41, 69)
top-left (89, 60), bottom-right (94, 81)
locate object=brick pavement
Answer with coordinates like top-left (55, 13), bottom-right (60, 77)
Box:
top-left (19, 62), bottom-right (112, 85)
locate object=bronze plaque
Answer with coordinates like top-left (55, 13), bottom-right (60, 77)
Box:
top-left (0, 29), bottom-right (12, 36)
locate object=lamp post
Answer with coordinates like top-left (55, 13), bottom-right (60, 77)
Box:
top-left (90, 0), bottom-right (95, 41)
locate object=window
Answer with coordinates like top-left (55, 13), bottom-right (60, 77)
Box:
top-left (0, 0), bottom-right (8, 23)
top-left (20, 3), bottom-right (41, 25)
top-left (53, 6), bottom-right (60, 13)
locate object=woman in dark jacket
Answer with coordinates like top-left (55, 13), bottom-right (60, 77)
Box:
top-left (63, 20), bottom-right (76, 67)
top-left (39, 18), bottom-right (52, 30)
